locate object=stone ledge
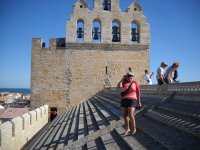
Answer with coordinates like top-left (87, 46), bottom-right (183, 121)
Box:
top-left (63, 42), bottom-right (149, 51)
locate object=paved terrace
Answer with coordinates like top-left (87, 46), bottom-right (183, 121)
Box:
top-left (23, 82), bottom-right (200, 150)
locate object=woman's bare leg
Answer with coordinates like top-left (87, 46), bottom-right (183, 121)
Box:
top-left (128, 107), bottom-right (136, 134)
top-left (122, 107), bottom-right (130, 134)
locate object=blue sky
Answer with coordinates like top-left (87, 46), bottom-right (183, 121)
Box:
top-left (0, 0), bottom-right (200, 88)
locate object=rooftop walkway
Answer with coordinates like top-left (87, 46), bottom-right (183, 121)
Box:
top-left (24, 82), bottom-right (200, 150)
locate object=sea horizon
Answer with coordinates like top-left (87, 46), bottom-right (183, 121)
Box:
top-left (0, 88), bottom-right (30, 94)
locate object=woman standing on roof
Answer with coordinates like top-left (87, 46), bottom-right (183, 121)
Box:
top-left (117, 71), bottom-right (142, 135)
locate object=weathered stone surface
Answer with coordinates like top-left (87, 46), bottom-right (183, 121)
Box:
top-left (25, 84), bottom-right (200, 150)
top-left (31, 40), bottom-right (149, 112)
top-left (30, 0), bottom-right (150, 113)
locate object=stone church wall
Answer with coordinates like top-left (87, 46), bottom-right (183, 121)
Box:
top-left (30, 0), bottom-right (150, 114)
top-left (31, 39), bottom-right (149, 112)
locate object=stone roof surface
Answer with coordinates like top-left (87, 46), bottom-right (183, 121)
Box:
top-left (0, 109), bottom-right (5, 116)
top-left (23, 85), bottom-right (200, 150)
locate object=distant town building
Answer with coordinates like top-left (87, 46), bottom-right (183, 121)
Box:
top-left (22, 94), bottom-right (30, 100)
top-left (0, 97), bottom-right (14, 104)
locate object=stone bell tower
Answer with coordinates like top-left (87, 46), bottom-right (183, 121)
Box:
top-left (31, 0), bottom-right (150, 113)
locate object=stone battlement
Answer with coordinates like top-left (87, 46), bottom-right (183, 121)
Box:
top-left (0, 105), bottom-right (48, 150)
top-left (33, 38), bottom-right (149, 50)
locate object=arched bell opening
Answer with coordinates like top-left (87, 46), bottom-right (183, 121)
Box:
top-left (112, 20), bottom-right (121, 42)
top-left (76, 19), bottom-right (84, 42)
top-left (131, 22), bottom-right (140, 43)
top-left (103, 0), bottom-right (111, 11)
top-left (92, 20), bottom-right (101, 42)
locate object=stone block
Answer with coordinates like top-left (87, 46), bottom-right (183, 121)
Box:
top-left (0, 121), bottom-right (13, 150)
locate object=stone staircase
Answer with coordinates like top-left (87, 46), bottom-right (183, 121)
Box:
top-left (23, 83), bottom-right (200, 150)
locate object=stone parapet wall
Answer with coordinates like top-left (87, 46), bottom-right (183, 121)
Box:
top-left (140, 82), bottom-right (200, 100)
top-left (64, 42), bottom-right (149, 51)
top-left (141, 82), bottom-right (200, 93)
top-left (0, 105), bottom-right (48, 150)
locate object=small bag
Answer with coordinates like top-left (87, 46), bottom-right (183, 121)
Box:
top-left (120, 91), bottom-right (127, 97)
top-left (120, 81), bottom-right (134, 97)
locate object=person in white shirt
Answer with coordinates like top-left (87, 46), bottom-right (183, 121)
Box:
top-left (144, 70), bottom-right (154, 85)
top-left (156, 62), bottom-right (168, 85)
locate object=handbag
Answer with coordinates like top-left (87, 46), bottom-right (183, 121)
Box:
top-left (120, 81), bottom-right (134, 97)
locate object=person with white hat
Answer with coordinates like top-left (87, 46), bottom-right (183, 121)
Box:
top-left (156, 62), bottom-right (168, 85)
top-left (117, 71), bottom-right (142, 135)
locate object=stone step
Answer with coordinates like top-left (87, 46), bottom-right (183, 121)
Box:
top-left (84, 101), bottom-right (95, 135)
top-left (37, 111), bottom-right (68, 149)
top-left (48, 107), bottom-right (74, 149)
top-left (137, 116), bottom-right (200, 150)
top-left (86, 100), bottom-right (107, 130)
top-left (100, 88), bottom-right (121, 95)
top-left (89, 99), bottom-right (112, 125)
top-left (95, 94), bottom-right (148, 116)
top-left (95, 94), bottom-right (147, 120)
top-left (141, 96), bottom-right (163, 105)
top-left (101, 130), bottom-right (132, 150)
top-left (145, 109), bottom-right (200, 138)
top-left (26, 107), bottom-right (74, 150)
top-left (67, 104), bottom-right (80, 145)
top-left (115, 126), bottom-right (167, 150)
top-left (92, 97), bottom-right (121, 121)
top-left (99, 91), bottom-right (120, 97)
top-left (65, 128), bottom-right (134, 150)
top-left (90, 137), bottom-right (106, 150)
top-left (96, 95), bottom-right (121, 110)
top-left (56, 105), bottom-right (78, 148)
top-left (157, 103), bottom-right (200, 119)
top-left (98, 92), bottom-right (164, 108)
top-left (77, 102), bottom-right (85, 140)
top-left (170, 98), bottom-right (200, 107)
top-left (84, 139), bottom-right (96, 150)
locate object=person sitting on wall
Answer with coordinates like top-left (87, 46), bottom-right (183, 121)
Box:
top-left (117, 71), bottom-right (142, 135)
top-left (156, 62), bottom-right (168, 85)
top-left (164, 62), bottom-right (180, 83)
top-left (144, 70), bottom-right (154, 85)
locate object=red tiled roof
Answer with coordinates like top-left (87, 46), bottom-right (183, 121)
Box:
top-left (0, 97), bottom-right (12, 101)
top-left (0, 108), bottom-right (29, 119)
